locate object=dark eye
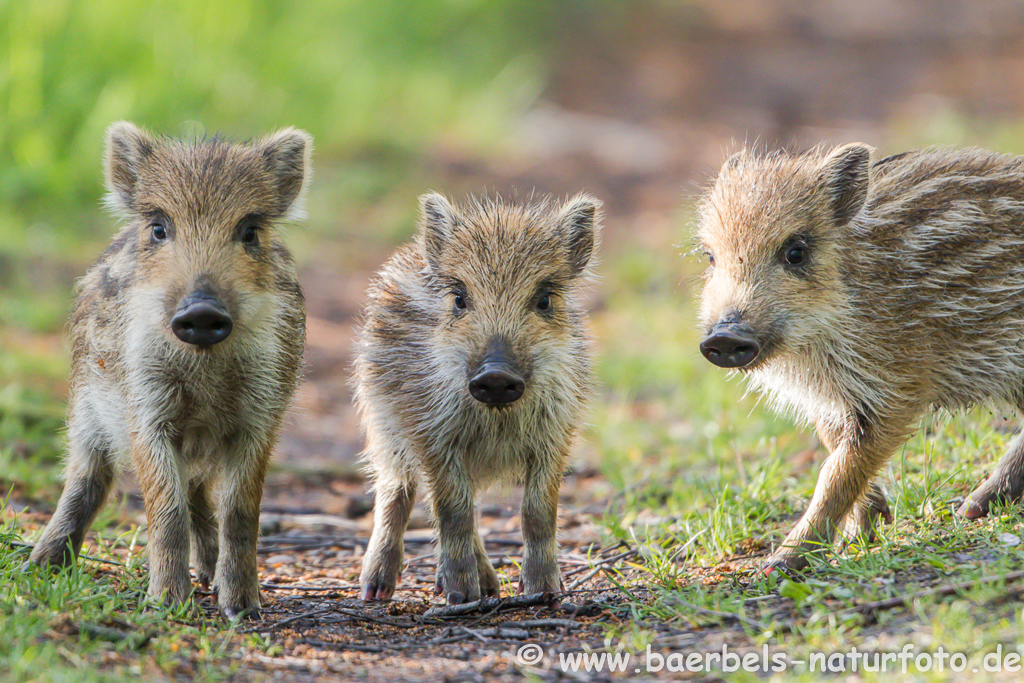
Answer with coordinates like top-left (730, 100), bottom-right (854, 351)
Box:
top-left (785, 243), bottom-right (808, 266)
top-left (705, 251), bottom-right (715, 267)
top-left (453, 293), bottom-right (467, 310)
top-left (242, 225), bottom-right (259, 246)
top-left (536, 294), bottom-right (551, 311)
top-left (150, 221), bottom-right (167, 243)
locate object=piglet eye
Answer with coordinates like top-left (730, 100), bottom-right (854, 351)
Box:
top-left (785, 244), bottom-right (808, 265)
top-left (242, 225), bottom-right (259, 246)
top-left (704, 251), bottom-right (715, 267)
top-left (454, 294), bottom-right (467, 310)
top-left (150, 221), bottom-right (167, 243)
top-left (537, 294), bottom-right (551, 311)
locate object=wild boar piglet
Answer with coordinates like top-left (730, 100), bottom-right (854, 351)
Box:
top-left (697, 143), bottom-right (1024, 572)
top-left (355, 192), bottom-right (600, 604)
top-left (29, 122), bottom-right (310, 618)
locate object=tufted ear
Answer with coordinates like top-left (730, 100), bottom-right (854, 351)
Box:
top-left (821, 143), bottom-right (873, 225)
top-left (557, 194), bottom-right (603, 275)
top-left (259, 128), bottom-right (313, 219)
top-left (104, 121), bottom-right (156, 215)
top-left (721, 150), bottom-right (745, 174)
top-left (418, 192), bottom-right (458, 268)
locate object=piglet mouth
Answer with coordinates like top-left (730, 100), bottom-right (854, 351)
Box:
top-left (170, 292), bottom-right (233, 347)
top-left (700, 323), bottom-right (761, 369)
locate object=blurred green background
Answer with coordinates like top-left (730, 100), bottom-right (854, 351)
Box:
top-left (0, 0), bottom-right (556, 256)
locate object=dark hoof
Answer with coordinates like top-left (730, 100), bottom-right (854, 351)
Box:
top-left (956, 480), bottom-right (1022, 520)
top-left (762, 556), bottom-right (807, 580)
top-left (957, 497), bottom-right (989, 520)
top-left (360, 583), bottom-right (394, 602)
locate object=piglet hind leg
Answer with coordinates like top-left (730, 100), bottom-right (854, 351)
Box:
top-left (840, 479), bottom-right (893, 545)
top-left (360, 476), bottom-right (417, 602)
top-left (29, 438), bottom-right (115, 570)
top-left (959, 427), bottom-right (1024, 519)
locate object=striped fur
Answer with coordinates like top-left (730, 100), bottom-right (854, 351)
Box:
top-left (697, 143), bottom-right (1024, 571)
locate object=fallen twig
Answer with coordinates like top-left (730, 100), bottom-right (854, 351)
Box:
top-left (240, 606), bottom-right (333, 634)
top-left (325, 607), bottom-right (428, 629)
top-left (260, 582), bottom-right (359, 593)
top-left (502, 618), bottom-right (583, 629)
top-left (424, 592), bottom-right (558, 618)
top-left (563, 548), bottom-right (637, 579)
top-left (297, 638), bottom-right (399, 653)
top-left (564, 549), bottom-right (639, 591)
top-left (461, 625), bottom-right (530, 640)
top-left (78, 623), bottom-right (152, 649)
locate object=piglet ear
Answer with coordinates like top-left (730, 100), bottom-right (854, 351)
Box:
top-left (720, 149), bottom-right (745, 173)
top-left (104, 121), bottom-right (155, 215)
top-left (821, 142), bottom-right (872, 225)
top-left (557, 194), bottom-right (603, 275)
top-left (418, 192), bottom-right (458, 268)
top-left (260, 128), bottom-right (313, 219)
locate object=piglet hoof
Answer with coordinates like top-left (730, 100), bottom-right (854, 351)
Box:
top-left (762, 553), bottom-right (808, 580)
top-left (544, 594), bottom-right (563, 610)
top-left (517, 575), bottom-right (564, 609)
top-left (957, 477), bottom-right (1024, 519)
top-left (360, 582), bottom-right (395, 602)
top-left (957, 496), bottom-right (988, 520)
top-left (434, 567), bottom-right (482, 605)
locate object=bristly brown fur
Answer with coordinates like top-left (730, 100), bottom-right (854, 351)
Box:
top-left (697, 143), bottom-right (1024, 573)
top-left (354, 192), bottom-right (601, 604)
top-left (29, 122), bottom-right (311, 618)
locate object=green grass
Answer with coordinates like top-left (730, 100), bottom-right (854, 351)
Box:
top-left (0, 501), bottom-right (268, 683)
